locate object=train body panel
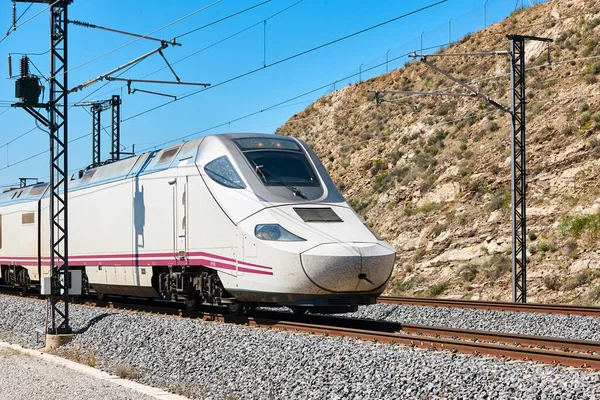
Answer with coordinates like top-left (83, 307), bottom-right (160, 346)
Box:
top-left (0, 133), bottom-right (396, 312)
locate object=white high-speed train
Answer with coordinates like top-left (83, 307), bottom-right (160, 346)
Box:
top-left (0, 133), bottom-right (395, 313)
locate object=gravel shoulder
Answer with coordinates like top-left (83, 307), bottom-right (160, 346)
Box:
top-left (1, 295), bottom-right (599, 400)
top-left (0, 346), bottom-right (157, 400)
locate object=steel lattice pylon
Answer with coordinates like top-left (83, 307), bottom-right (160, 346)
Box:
top-left (507, 34), bottom-right (551, 303)
top-left (509, 36), bottom-right (527, 303)
top-left (48, 0), bottom-right (72, 334)
top-left (111, 95), bottom-right (121, 161)
top-left (91, 103), bottom-right (102, 166)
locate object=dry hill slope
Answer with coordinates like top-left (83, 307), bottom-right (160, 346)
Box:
top-left (278, 0), bottom-right (600, 304)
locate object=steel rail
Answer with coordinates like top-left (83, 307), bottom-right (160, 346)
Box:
top-left (1, 290), bottom-right (598, 369)
top-left (87, 299), bottom-right (600, 370)
top-left (378, 296), bottom-right (600, 317)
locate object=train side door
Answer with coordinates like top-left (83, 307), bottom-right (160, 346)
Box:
top-left (172, 175), bottom-right (188, 263)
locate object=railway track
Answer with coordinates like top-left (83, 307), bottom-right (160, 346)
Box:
top-left (93, 298), bottom-right (600, 370)
top-left (2, 290), bottom-right (600, 370)
top-left (378, 296), bottom-right (600, 317)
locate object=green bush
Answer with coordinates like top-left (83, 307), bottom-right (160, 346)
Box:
top-left (559, 212), bottom-right (600, 238)
top-left (528, 231), bottom-right (538, 241)
top-left (482, 255), bottom-right (511, 280)
top-left (543, 274), bottom-right (561, 291)
top-left (428, 281), bottom-right (448, 297)
top-left (459, 265), bottom-right (478, 282)
top-left (488, 191), bottom-right (511, 211)
top-left (579, 111), bottom-right (592, 127)
top-left (370, 159), bottom-right (386, 175)
top-left (564, 269), bottom-right (600, 291)
top-left (538, 241), bottom-right (550, 252)
top-left (391, 275), bottom-right (425, 294)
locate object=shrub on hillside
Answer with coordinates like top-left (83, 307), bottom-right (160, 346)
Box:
top-left (543, 274), bottom-right (561, 291)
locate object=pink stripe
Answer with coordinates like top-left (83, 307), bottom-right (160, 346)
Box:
top-left (238, 266), bottom-right (273, 275)
top-left (53, 251), bottom-right (272, 270)
top-left (0, 251), bottom-right (274, 276)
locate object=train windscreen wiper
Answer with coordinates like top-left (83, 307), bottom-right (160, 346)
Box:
top-left (254, 163), bottom-right (306, 199)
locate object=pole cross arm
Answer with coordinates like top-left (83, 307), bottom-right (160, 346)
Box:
top-left (110, 77), bottom-right (210, 88)
top-left (419, 58), bottom-right (510, 113)
top-left (68, 19), bottom-right (180, 47)
top-left (69, 43), bottom-right (169, 93)
top-left (411, 51), bottom-right (509, 58)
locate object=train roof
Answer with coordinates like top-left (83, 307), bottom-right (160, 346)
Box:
top-left (0, 133), bottom-right (282, 208)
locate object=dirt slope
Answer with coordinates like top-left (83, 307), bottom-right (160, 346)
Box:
top-left (278, 0), bottom-right (600, 304)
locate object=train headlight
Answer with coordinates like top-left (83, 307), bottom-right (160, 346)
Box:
top-left (254, 224), bottom-right (305, 241)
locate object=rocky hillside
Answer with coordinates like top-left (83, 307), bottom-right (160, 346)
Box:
top-left (278, 0), bottom-right (600, 305)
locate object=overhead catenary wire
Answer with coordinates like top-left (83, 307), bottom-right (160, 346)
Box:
top-left (4, 78), bottom-right (599, 174)
top-left (138, 47), bottom-right (600, 153)
top-left (88, 0), bottom-right (306, 102)
top-left (174, 0), bottom-right (273, 39)
top-left (121, 0), bottom-right (448, 123)
top-left (3, 0), bottom-right (596, 174)
top-left (54, 0), bottom-right (223, 79)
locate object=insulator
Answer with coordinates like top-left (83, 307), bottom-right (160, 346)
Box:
top-left (20, 55), bottom-right (29, 77)
top-left (7, 55), bottom-right (12, 78)
top-left (12, 2), bottom-right (16, 30)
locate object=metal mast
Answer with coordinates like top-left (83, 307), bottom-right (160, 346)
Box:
top-left (78, 95), bottom-right (122, 166)
top-left (368, 34), bottom-right (551, 303)
top-left (12, 0), bottom-right (73, 335)
top-left (91, 102), bottom-right (101, 166)
top-left (110, 95), bottom-right (121, 161)
top-left (48, 0), bottom-right (72, 334)
top-left (507, 34), bottom-right (551, 303)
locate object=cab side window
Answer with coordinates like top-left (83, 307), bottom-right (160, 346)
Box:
top-left (204, 156), bottom-right (246, 189)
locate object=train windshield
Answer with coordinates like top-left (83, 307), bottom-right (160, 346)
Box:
top-left (234, 138), bottom-right (319, 187)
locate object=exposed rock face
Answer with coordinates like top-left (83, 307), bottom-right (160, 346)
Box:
top-left (278, 0), bottom-right (600, 304)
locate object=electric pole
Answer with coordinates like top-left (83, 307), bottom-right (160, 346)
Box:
top-left (369, 34), bottom-right (551, 303)
top-left (12, 0), bottom-right (73, 336)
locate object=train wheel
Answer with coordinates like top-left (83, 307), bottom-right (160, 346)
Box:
top-left (226, 302), bottom-right (245, 316)
top-left (97, 292), bottom-right (107, 302)
top-left (184, 297), bottom-right (202, 311)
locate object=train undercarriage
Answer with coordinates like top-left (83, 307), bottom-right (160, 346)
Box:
top-left (152, 266), bottom-right (241, 312)
top-left (1, 264), bottom-right (359, 315)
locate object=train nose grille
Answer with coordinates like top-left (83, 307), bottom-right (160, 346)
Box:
top-left (294, 207), bottom-right (343, 222)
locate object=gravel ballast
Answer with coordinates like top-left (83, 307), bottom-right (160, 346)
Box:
top-left (0, 295), bottom-right (599, 399)
top-left (0, 347), bottom-right (156, 400)
top-left (345, 303), bottom-right (600, 341)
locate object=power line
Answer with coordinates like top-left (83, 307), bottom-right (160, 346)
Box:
top-left (87, 0), bottom-right (305, 102)
top-left (55, 0), bottom-right (223, 79)
top-left (175, 0), bottom-right (273, 39)
top-left (0, 131), bottom-right (89, 172)
top-left (4, 65), bottom-right (599, 174)
top-left (136, 42), bottom-right (452, 151)
top-left (121, 0), bottom-right (448, 123)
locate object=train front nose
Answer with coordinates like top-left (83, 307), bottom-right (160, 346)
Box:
top-left (300, 243), bottom-right (395, 292)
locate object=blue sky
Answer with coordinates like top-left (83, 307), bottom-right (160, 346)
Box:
top-left (0, 0), bottom-right (539, 185)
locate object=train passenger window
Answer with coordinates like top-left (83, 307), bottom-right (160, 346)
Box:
top-left (80, 169), bottom-right (97, 184)
top-left (204, 156), bottom-right (246, 189)
top-left (158, 148), bottom-right (179, 164)
top-left (22, 213), bottom-right (35, 224)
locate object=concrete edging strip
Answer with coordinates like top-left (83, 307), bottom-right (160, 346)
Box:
top-left (0, 341), bottom-right (189, 400)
